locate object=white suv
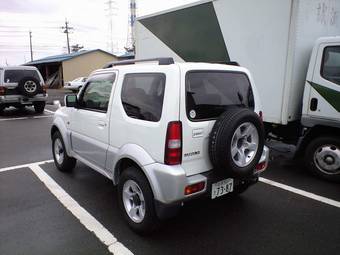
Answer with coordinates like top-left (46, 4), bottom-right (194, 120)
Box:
top-left (51, 58), bottom-right (269, 234)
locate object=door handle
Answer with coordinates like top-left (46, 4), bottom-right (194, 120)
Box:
top-left (97, 121), bottom-right (107, 128)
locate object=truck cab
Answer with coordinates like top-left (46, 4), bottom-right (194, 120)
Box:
top-left (300, 37), bottom-right (340, 181)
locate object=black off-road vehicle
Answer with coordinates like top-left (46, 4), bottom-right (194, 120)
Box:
top-left (0, 66), bottom-right (47, 114)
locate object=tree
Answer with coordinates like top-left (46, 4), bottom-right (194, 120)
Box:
top-left (71, 44), bottom-right (84, 53)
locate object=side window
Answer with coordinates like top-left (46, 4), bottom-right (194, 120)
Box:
top-left (121, 73), bottom-right (166, 122)
top-left (321, 46), bottom-right (340, 85)
top-left (4, 70), bottom-right (40, 83)
top-left (79, 73), bottom-right (116, 112)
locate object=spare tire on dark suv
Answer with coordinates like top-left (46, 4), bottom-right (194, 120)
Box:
top-left (209, 107), bottom-right (265, 178)
top-left (18, 76), bottom-right (41, 97)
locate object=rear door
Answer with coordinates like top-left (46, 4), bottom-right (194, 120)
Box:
top-left (70, 72), bottom-right (116, 172)
top-left (180, 69), bottom-right (255, 176)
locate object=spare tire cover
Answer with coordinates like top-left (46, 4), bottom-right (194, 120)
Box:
top-left (18, 76), bottom-right (41, 97)
top-left (209, 107), bottom-right (264, 178)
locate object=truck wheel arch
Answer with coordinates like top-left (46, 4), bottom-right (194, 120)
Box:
top-left (296, 125), bottom-right (340, 157)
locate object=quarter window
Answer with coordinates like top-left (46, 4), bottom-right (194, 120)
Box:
top-left (321, 46), bottom-right (340, 85)
top-left (121, 73), bottom-right (166, 122)
top-left (79, 73), bottom-right (116, 112)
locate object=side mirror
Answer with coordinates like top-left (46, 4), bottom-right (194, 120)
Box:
top-left (65, 94), bottom-right (78, 108)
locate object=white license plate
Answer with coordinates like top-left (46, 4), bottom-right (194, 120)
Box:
top-left (211, 178), bottom-right (234, 199)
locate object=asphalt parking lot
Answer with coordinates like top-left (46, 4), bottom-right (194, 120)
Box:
top-left (1, 105), bottom-right (340, 255)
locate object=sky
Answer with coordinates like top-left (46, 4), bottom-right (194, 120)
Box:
top-left (0, 0), bottom-right (198, 66)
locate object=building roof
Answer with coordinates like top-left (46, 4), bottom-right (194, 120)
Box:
top-left (25, 49), bottom-right (117, 65)
top-left (117, 51), bottom-right (135, 59)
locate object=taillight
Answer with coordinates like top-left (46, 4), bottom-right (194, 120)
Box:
top-left (42, 84), bottom-right (47, 94)
top-left (0, 86), bottom-right (5, 95)
top-left (164, 121), bottom-right (182, 165)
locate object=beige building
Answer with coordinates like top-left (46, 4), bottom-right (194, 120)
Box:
top-left (25, 49), bottom-right (131, 88)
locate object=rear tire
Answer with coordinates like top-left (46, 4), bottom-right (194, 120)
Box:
top-left (304, 136), bottom-right (340, 182)
top-left (117, 167), bottom-right (160, 235)
top-left (34, 101), bottom-right (45, 113)
top-left (52, 131), bottom-right (76, 172)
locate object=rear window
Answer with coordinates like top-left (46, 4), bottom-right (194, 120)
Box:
top-left (4, 70), bottom-right (41, 83)
top-left (186, 71), bottom-right (254, 121)
top-left (121, 73), bottom-right (166, 122)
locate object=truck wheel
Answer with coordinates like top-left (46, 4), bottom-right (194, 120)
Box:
top-left (209, 107), bottom-right (265, 178)
top-left (118, 167), bottom-right (160, 235)
top-left (33, 101), bottom-right (45, 113)
top-left (52, 132), bottom-right (76, 172)
top-left (0, 105), bottom-right (4, 114)
top-left (305, 136), bottom-right (340, 182)
top-left (18, 76), bottom-right (40, 97)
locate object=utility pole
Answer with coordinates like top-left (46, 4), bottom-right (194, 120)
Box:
top-left (126, 0), bottom-right (137, 52)
top-left (61, 19), bottom-right (73, 54)
top-left (105, 0), bottom-right (118, 53)
top-left (29, 31), bottom-right (33, 61)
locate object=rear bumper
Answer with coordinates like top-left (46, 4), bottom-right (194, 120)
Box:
top-left (145, 146), bottom-right (269, 216)
top-left (0, 94), bottom-right (47, 105)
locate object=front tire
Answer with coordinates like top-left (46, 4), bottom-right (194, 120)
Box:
top-left (52, 132), bottom-right (76, 172)
top-left (118, 167), bottom-right (160, 234)
top-left (305, 136), bottom-right (340, 182)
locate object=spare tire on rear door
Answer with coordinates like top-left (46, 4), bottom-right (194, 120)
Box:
top-left (18, 76), bottom-right (41, 97)
top-left (209, 107), bottom-right (264, 178)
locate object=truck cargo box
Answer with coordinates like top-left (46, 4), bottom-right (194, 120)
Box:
top-left (136, 0), bottom-right (340, 124)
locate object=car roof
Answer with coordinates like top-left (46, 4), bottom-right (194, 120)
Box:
top-left (92, 62), bottom-right (249, 76)
top-left (0, 66), bottom-right (38, 71)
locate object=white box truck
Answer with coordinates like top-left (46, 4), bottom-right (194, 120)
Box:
top-left (135, 0), bottom-right (340, 181)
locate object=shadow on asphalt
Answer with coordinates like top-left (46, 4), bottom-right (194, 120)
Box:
top-left (0, 106), bottom-right (45, 118)
top-left (42, 162), bottom-right (340, 255)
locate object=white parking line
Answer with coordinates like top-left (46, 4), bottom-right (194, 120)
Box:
top-left (259, 177), bottom-right (340, 209)
top-left (0, 115), bottom-right (53, 121)
top-left (29, 164), bottom-right (133, 255)
top-left (0, 159), bottom-right (54, 172)
top-left (44, 109), bottom-right (56, 114)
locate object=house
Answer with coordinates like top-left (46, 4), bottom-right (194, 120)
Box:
top-left (25, 49), bottom-right (121, 88)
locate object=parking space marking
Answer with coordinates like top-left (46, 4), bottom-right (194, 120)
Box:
top-left (260, 177), bottom-right (340, 209)
top-left (44, 109), bottom-right (56, 114)
top-left (0, 115), bottom-right (53, 121)
top-left (29, 164), bottom-right (133, 255)
top-left (0, 159), bottom-right (53, 173)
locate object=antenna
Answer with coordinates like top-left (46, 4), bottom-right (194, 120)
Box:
top-left (125, 0), bottom-right (137, 52)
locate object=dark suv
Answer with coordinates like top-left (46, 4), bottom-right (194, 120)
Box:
top-left (0, 66), bottom-right (47, 113)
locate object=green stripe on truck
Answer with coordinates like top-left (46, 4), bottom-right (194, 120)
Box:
top-left (140, 2), bottom-right (229, 63)
top-left (308, 81), bottom-right (340, 112)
